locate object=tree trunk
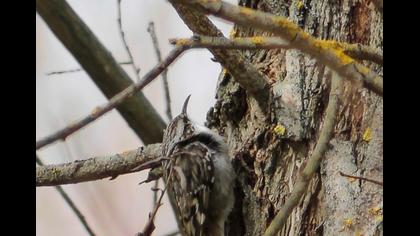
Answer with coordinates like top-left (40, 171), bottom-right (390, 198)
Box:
top-left (205, 0), bottom-right (383, 235)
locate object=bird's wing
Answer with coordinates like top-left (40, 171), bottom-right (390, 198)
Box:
top-left (167, 143), bottom-right (215, 236)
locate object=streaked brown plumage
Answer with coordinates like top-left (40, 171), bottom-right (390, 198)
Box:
top-left (162, 96), bottom-right (235, 236)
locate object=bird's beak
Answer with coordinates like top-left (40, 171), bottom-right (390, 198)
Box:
top-left (181, 94), bottom-right (191, 116)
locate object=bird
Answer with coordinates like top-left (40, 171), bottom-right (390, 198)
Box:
top-left (161, 95), bottom-right (235, 236)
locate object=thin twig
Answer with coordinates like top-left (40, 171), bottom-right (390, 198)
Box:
top-left (174, 0), bottom-right (383, 96)
top-left (54, 186), bottom-right (96, 235)
top-left (36, 155), bottom-right (96, 236)
top-left (339, 171), bottom-right (383, 186)
top-left (146, 20), bottom-right (171, 207)
top-left (264, 71), bottom-right (342, 236)
top-left (137, 188), bottom-right (167, 236)
top-left (146, 20), bottom-right (169, 205)
top-left (46, 68), bottom-right (85, 76)
top-left (117, 0), bottom-right (141, 80)
top-left (139, 161), bottom-right (175, 236)
top-left (46, 62), bottom-right (132, 76)
top-left (153, 180), bottom-right (159, 209)
top-left (36, 46), bottom-right (188, 150)
top-left (170, 36), bottom-right (383, 65)
top-left (131, 156), bottom-right (169, 172)
top-left (148, 22), bottom-right (172, 120)
top-left (138, 167), bottom-right (164, 185)
top-left (36, 144), bottom-right (161, 186)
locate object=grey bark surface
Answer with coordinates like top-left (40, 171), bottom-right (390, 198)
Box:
top-left (204, 0), bottom-right (383, 235)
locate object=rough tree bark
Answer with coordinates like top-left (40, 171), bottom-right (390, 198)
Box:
top-left (204, 0), bottom-right (383, 235)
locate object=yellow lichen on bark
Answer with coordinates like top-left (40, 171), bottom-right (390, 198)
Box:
top-left (368, 206), bottom-right (381, 216)
top-left (229, 28), bottom-right (237, 38)
top-left (362, 127), bottom-right (372, 142)
top-left (239, 7), bottom-right (254, 16)
top-left (271, 17), bottom-right (303, 39)
top-left (296, 0), bottom-right (304, 10)
top-left (356, 64), bottom-right (371, 76)
top-left (323, 40), bottom-right (345, 51)
top-left (343, 218), bottom-right (353, 229)
top-left (313, 39), bottom-right (354, 65)
top-left (175, 38), bottom-right (190, 46)
top-left (274, 124), bottom-right (286, 136)
top-left (335, 50), bottom-right (355, 65)
top-left (251, 36), bottom-right (265, 45)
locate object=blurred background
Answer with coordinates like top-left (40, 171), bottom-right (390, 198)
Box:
top-left (36, 0), bottom-right (235, 235)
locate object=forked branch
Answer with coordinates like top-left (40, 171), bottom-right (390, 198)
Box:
top-left (172, 0), bottom-right (383, 96)
top-left (36, 46), bottom-right (188, 150)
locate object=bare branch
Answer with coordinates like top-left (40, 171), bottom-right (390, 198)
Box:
top-left (46, 62), bottom-right (132, 76)
top-left (170, 1), bottom-right (270, 111)
top-left (36, 144), bottom-right (161, 186)
top-left (36, 46), bottom-right (188, 150)
top-left (117, 0), bottom-right (141, 80)
top-left (339, 171), bottom-right (383, 186)
top-left (148, 22), bottom-right (172, 120)
top-left (170, 36), bottom-right (383, 65)
top-left (173, 0), bottom-right (383, 96)
top-left (37, 155), bottom-right (96, 235)
top-left (36, 0), bottom-right (166, 145)
top-left (264, 71), bottom-right (342, 236)
top-left (137, 188), bottom-right (166, 236)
